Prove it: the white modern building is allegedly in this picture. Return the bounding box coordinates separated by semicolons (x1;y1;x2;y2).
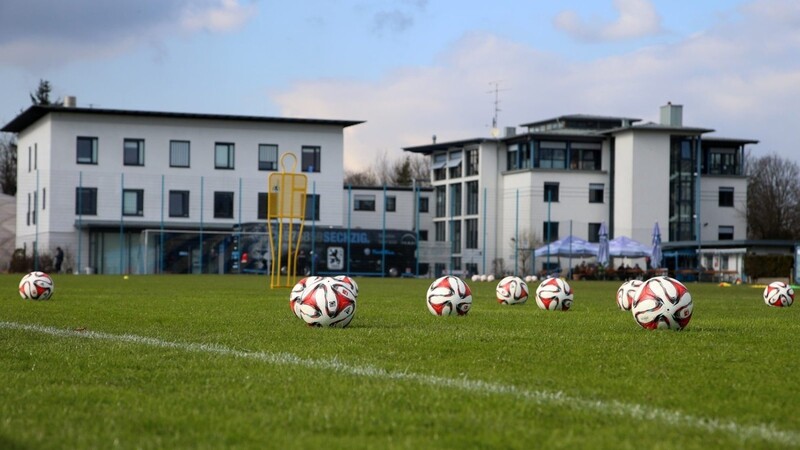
404;104;757;281
3;100;433;275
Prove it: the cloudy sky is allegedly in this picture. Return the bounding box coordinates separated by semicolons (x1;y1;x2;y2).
1;0;798;170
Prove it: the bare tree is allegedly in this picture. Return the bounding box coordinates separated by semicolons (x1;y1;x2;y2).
0;134;16;195
746;153;800;240
30;79;58;105
345;151;431;188
343;168;378;187
509;229;541;276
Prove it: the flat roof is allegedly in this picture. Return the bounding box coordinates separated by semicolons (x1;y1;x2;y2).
2;105;364;133
520;114;642;128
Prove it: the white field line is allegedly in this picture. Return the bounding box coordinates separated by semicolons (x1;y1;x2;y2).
2;320;798;447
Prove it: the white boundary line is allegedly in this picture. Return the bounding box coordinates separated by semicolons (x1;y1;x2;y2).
2;320;798;447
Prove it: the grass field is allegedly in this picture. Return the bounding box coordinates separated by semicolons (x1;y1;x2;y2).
1;274;799;449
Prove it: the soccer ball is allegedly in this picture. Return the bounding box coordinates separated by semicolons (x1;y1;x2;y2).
534;277;573;311
486;274;495;282
763;281;794;307
290;276;325;319
471;274;480;282
616;279;643;311
496;276;529;305
333;275;359;297
296;277;357;327
426;276;472;316
19;271;54;300
631;276;693;330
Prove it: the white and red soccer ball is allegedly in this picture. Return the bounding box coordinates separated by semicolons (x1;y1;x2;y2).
293;276;357;327
333;275;359;297
496;276;529;305
616;279;643;311
19;271;54;300
290;276;325;319
534;277;573;311
631;276;693;330
426;275;472;316
762;281;794;307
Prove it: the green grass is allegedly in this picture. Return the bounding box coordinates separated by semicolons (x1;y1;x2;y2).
1;274;799;449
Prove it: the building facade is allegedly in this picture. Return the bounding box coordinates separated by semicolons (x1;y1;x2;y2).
3;101;433;275
404;104;756;279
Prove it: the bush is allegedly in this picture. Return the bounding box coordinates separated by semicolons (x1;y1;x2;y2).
9;248;54;273
743;254;794;279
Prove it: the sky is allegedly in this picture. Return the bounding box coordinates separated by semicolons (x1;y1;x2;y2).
1;0;799;171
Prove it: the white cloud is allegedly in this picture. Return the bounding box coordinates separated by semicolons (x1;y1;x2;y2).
554;0;663;42
181;0;257;33
272;0;800;170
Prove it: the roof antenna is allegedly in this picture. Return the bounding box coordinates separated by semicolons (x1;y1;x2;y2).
487;80;509;138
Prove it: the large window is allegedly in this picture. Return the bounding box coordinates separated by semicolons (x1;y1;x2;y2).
465;218;478;249
435;222;446;241
433;153;447;180
450;183;462;216
544;182;559;202
539;142;566;169
466;148;479;176
707;148;739;175
214;191;234;218
466;181;479;215
305;194;320;220
435;186;446;218
719;187;734;207
123;139;145;166
448;151;462;178
259;144;278;171
76;137;98;164
718;225;734;240
258;192;269;219
301;146;321;172
543;221;559;242
215;143;235;169
589;183;604;203
75;187;97;215
506;144;519;171
169;190;190;217
170;141;190;167
354;194;376;211
122;189;144;216
450;220;461;253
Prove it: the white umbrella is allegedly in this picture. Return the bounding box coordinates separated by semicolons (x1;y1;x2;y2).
651;222;663;269
597;223;610;266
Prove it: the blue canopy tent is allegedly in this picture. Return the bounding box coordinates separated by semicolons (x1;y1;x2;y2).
534;236;598;277
608;236;652;258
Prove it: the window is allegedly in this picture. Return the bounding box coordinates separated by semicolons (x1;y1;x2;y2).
122;189;144;216
354;194;376;211
544;182;559;202
34;143;37;170
419;230;429;241
170;141;190;167
385;196;396;212
708;148;739;175
259;144;278;171
418;197;429;213
215;143;235;169
451;220;461;253
123;139;144;166
719;187;734;207
258;192;269;220
75;187;98;215
42;188;46;210
305;194;320;221
77;137;98;164
450;183;462;216
31;192;37;225
26;193;30;226
169;190;190;217
435;186;446;217
588;223;601;243
448;151;463;178
589;183;604;203
466;181;479;215
301;146;321;172
27;146;31;172
435;222;446;241
718;225;734;240
543;221;559;242
466;148;479;176
214;191;234;218
466;218;478;249
539;142;566;169
507;144;520;170
432;153;447;180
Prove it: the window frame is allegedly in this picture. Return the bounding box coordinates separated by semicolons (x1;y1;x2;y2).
544;182;560;202
122;189;144;216
215;142;235;170
718;225;734;240
589;183;604;203
76;136;98;165
305;194;320;221
301;146;321;172
214;191;235;218
169;190;190;218
385;196;396;212
258;192;269;220
718;187;734;207
123;138;145;166
170;141;191;168
258;144;279;171
354;194;376;211
75;187;98;215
